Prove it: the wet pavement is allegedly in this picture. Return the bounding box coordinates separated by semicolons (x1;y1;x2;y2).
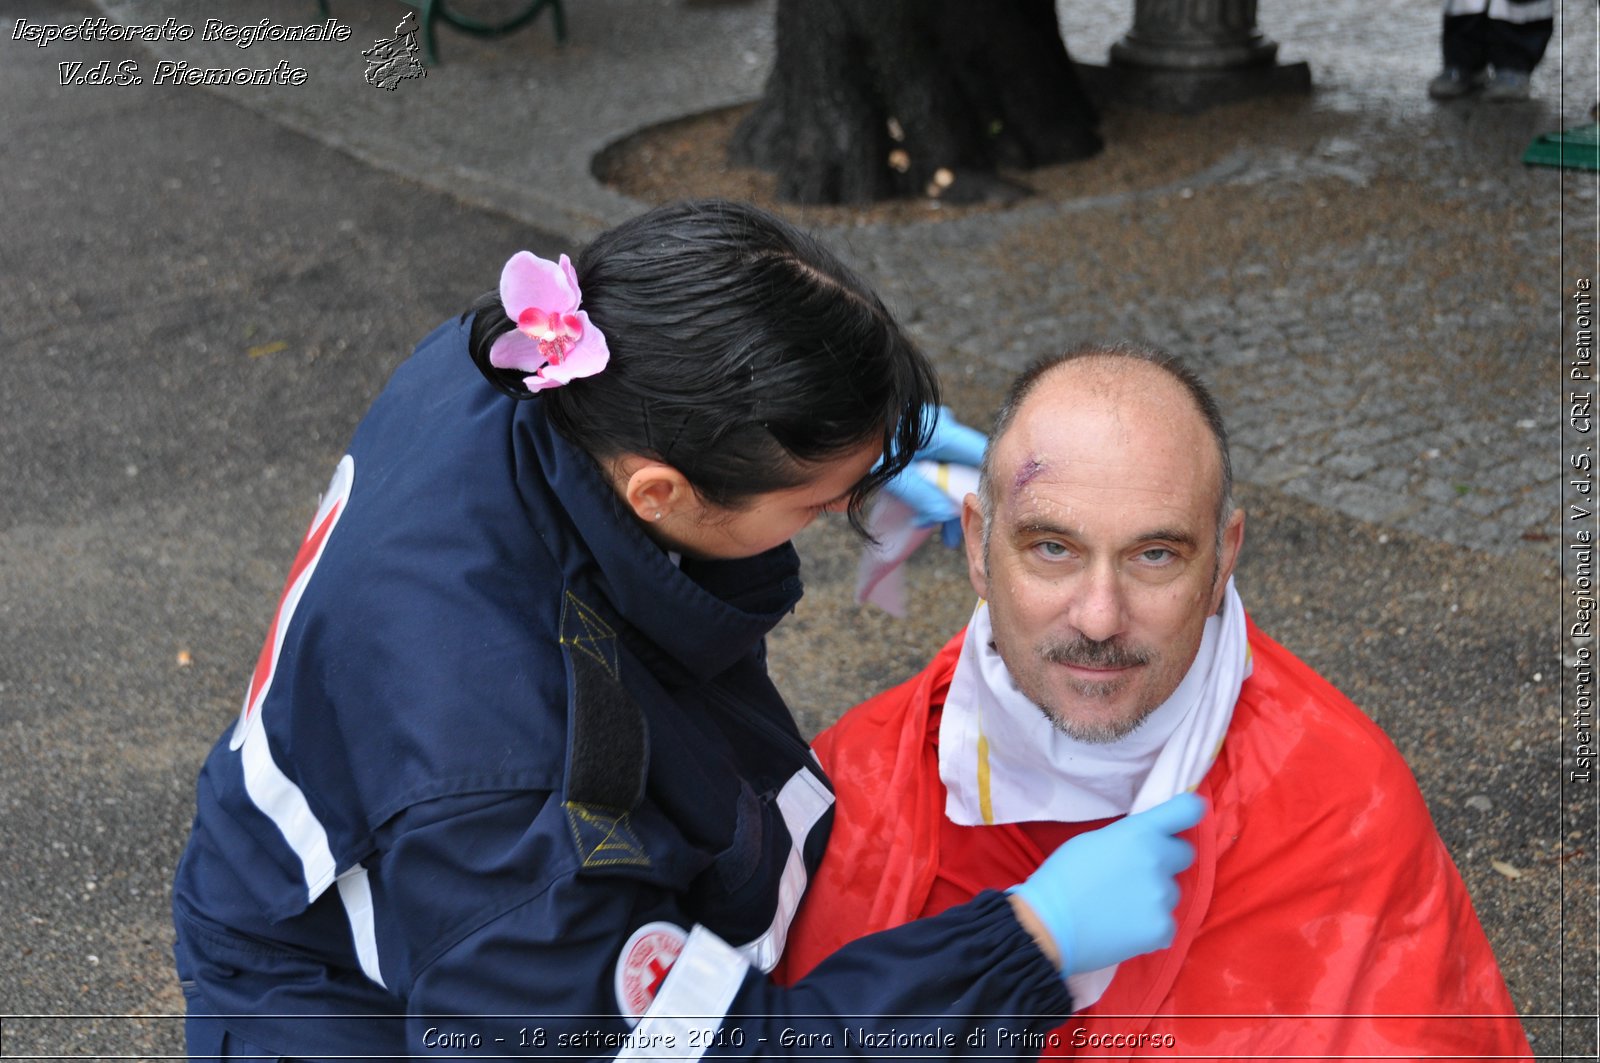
84;0;1599;553
2;0;1596;1057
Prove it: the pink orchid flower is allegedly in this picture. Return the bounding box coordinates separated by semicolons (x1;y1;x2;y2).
488;251;610;392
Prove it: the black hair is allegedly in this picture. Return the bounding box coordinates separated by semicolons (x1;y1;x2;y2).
468;200;939;536
979;343;1234;542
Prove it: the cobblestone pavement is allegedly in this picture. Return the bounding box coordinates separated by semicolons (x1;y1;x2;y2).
857;0;1595;557
92;0;1597;557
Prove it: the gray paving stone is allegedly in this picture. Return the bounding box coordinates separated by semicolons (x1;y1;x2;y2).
1360;466;1416;493
1453;488;1515;518
1325;451;1382;479
1305;479;1425;524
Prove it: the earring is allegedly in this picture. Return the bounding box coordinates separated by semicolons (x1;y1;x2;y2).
653;511;663;521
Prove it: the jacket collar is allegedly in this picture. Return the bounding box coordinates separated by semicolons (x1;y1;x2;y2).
514;399;803;683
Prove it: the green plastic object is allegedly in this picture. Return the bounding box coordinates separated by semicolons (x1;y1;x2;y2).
1523;123;1600;171
318;0;566;66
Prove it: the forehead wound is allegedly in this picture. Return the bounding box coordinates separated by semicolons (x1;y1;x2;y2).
1012;456;1048;496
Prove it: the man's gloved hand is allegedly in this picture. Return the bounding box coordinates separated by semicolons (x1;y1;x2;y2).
1009;792;1205;977
880;406;988;546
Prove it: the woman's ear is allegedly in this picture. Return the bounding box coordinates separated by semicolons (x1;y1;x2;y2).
615;456;696;524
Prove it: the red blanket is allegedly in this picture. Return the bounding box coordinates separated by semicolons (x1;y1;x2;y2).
783;620;1532;1060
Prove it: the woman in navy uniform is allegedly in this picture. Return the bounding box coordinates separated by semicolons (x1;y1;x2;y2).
173;199;1200;1061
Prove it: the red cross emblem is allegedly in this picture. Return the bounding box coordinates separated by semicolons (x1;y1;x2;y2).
614;921;687;1024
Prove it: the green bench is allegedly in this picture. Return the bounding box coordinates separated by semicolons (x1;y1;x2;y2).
324;0;567;66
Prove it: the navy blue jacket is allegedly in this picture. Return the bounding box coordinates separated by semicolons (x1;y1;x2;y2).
173;317;1071;1059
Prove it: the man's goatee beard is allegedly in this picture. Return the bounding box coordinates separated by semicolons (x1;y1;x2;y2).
1036;635;1154;744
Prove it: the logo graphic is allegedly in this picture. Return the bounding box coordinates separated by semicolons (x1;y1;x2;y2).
566;803;649;868
363;12;425;91
614;921;687;1025
560;590;619;677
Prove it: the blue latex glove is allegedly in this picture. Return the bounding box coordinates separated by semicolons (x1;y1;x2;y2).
1009;792;1205;977
880;406;988;545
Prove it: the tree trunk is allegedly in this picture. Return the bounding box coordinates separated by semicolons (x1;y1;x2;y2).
730;0;1101;206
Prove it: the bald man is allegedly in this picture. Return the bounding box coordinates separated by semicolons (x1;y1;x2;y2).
781;347;1532;1059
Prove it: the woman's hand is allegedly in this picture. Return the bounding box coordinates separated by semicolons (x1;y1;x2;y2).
1008;793;1206;977
881;406;988;544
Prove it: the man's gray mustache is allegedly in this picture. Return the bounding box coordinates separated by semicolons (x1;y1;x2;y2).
1041;638;1151;670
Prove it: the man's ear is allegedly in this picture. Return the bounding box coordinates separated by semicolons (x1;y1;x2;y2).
961;493;989;600
617;456;696;524
1210;507;1246;613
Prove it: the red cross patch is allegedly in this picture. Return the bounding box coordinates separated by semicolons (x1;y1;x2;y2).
614;921;688;1025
